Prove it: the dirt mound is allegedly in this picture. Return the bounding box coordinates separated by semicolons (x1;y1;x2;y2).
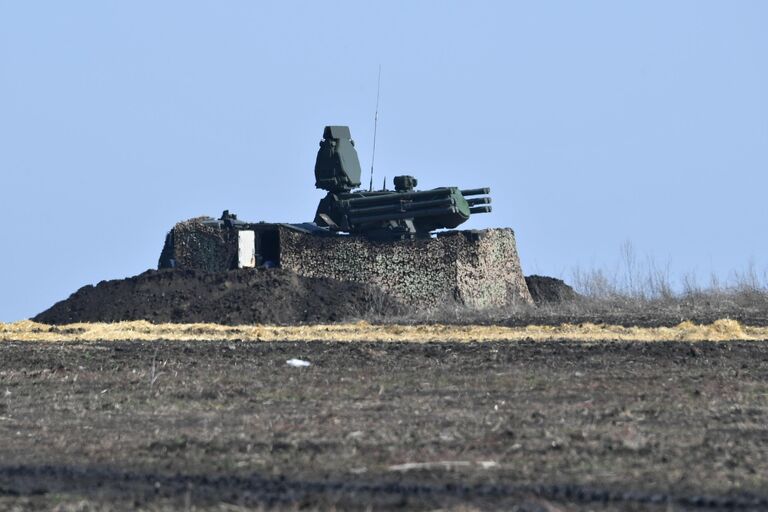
33;269;402;325
525;275;579;305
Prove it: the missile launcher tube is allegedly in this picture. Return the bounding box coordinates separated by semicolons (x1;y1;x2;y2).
342;188;455;207
349;206;464;226
348;197;456;217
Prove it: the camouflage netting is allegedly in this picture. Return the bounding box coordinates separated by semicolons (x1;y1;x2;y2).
159;218;237;272
160;220;532;308
279;227;532;308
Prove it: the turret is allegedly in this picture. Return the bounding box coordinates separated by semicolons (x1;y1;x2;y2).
313;126;491;240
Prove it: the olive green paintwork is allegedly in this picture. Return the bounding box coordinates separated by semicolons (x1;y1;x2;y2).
314;125;362;193
313;125;491;240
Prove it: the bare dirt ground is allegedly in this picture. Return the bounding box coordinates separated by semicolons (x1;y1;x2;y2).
32;269;402;326
31;268;768;329
2;338;768;510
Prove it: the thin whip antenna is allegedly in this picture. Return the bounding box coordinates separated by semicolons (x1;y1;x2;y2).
369;65;381;192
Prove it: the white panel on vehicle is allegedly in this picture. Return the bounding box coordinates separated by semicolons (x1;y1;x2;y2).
238;230;256;268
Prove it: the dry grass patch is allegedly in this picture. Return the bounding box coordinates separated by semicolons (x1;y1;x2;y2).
1;318;766;343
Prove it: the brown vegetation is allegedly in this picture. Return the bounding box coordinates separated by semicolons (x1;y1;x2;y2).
2;318;767;343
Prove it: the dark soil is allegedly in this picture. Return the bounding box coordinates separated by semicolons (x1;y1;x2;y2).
33;268;402;325
525;274;579;304
2;338;768;510
33;268;768;329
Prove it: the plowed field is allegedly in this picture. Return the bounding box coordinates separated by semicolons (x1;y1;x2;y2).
2;336;768;510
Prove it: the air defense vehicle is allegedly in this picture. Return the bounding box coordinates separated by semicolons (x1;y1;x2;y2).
313;125;491;240
157;124;532;307
160;124;494;270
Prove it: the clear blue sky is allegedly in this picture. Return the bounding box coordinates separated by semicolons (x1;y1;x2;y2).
1;1;766;321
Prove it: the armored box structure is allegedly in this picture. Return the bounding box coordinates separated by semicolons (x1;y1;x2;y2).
159;217;532;308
